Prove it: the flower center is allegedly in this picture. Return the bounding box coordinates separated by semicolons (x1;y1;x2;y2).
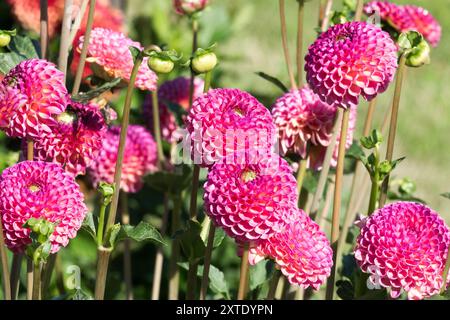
28;184;40;192
335;33;350;41
233;106;245;117
56;111;77;124
241;170;257;183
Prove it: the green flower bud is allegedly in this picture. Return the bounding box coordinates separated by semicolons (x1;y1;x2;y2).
0;33;11;47
398;31;431;68
192;52;217;74
148;56;175;74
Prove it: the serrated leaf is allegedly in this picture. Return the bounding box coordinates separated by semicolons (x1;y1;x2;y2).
118;221;165;245
81;212;97;242
255;72;289;93
249;260;274;291
145;165;192;194
207;264;230;299
72;78;122;103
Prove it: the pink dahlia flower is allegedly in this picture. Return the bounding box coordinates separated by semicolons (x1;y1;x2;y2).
79;28;157;91
25;100;107;176
88;125;158;193
0;161;87;253
173;0;208;15
143;77;204;142
354;201;450;300
305;21;398;109
0;59;68;139
7;0;64;37
249;208;333;290
203;152;298;242
186;88;276;167
364;1;441;47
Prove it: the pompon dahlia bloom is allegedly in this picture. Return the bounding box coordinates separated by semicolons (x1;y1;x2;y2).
364;1;441;47
143;77;204;142
249;208;333;290
88;125;158;193
79;28;157;91
354;202;450;300
305;21;398;109
0;59;68;138
186;88;276;167
173;0;209;15
203;152;298;242
7;0;64;37
25;101;107;176
0;161;87;253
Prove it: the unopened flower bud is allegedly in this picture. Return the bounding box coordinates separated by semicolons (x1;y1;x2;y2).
0;33;11;47
192;52;217;74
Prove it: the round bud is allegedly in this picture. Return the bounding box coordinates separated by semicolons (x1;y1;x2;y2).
406;39;430;67
148;57;175;74
0;33;11;47
192;52;217;74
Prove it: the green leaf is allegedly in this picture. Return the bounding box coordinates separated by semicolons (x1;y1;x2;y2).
129;46;141;64
162;99;188;126
441;193;450;200
346;140;365;160
104;223;121;248
0;52;25;74
336;280;354;300
249;260;274;291
255;72;289;93
0;29;17;36
207;264;230;299
81;212;97;242
174;220;206;262
118;221;165;245
71;78;122;103
213;227;226;248
302;170;318;194
145;165;192;195
9;35;38;59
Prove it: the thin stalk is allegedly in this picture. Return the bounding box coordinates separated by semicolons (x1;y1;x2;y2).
325;108;350;300
237;243;250;300
168;194;182;300
96;202;107;246
120;192;133;300
267;270;281;300
320;0;334;32
68;0;89;44
94;54;144;300
72;0;96;95
40;0;48;59
58;0;73;77
188;18;199;108
296;0;304;87
41;254;56;298
151;193;169;300
379;54;407;207
318;0;326;30
441;249;450;294
308;110;342;217
32;262;42;300
354;0;364;22
200;222;216;300
0;221;11;300
203;71;212;92
318;178;335;230
296;157;308;204
151;87;165;166
367;147;380;215
10;253;22;300
186;261;198;299
279;0;297;89
26;259;33;300
27;140;34;161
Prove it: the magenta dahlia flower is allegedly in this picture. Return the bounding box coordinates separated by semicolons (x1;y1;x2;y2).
249;208;333;290
186;88;276;167
305;21;398;109
354;201;450;300
79;28;157;91
0;161;87;253
143;77;204;142
203;152;297;242
364;1;441;47
0;59;68;139
25;101;107;176
173;0;208;15
88;125;158;193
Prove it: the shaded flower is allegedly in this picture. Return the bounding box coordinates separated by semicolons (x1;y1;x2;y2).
143;77;204;142
249;208;333;290
364;1;441;47
79;28;157;91
186;88;276;167
0;161;87;253
25;100;107;176
203;152;298;242
88;125;158;193
0;59;68;138
173;0;208;16
354;201;450;300
305;21;398;109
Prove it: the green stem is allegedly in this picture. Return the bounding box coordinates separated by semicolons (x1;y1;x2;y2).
354;0;364;22
168;194;182;300
441;248;450;294
203;71;212;92
41;253;56;298
296;157;308;205
71;0;96;95
189;18;199;108
94;247;111;300
58;0;74;77
296;0;304;87
120;192;133;300
237;242;250;300
200;221;215;300
325;107;350;300
0;221;11;300
32;262;42;300
151;86;165;167
279;0;297;90
320;0;333;32
267;270;281;300
379;54;407;207
40;0;48;59
367;147;380;215
94;54;144;300
97;202;107;246
9;253;22;300
26;259;33;300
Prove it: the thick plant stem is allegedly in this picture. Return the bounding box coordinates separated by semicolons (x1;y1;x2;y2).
318;0;326;31
151;87;165;167
325;108;350;300
72;0;96;95
379;54;407;207
40;0;48;59
320;0;333;32
120;192;133;300
186;261;198;299
94;54;144;300
367;147;380;215
58;0;73;77
10;253;22;300
296;157;308;203
168;194;181;300
318;178;335;230
94;247;111;300
279;0;297;89
151;193;169;300
354;0;364;22
41;254;56;298
188;18;199;108
0;222;11;300
27;140;34;161
32;262;42;300
26;259;33;300
237;243;250;300
68;0;89;44
97;202;107;246
189;166;200;221
267;270;281;300
308;110;342;217
200;222;216;300
296;0;304;87
441;249;450;294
